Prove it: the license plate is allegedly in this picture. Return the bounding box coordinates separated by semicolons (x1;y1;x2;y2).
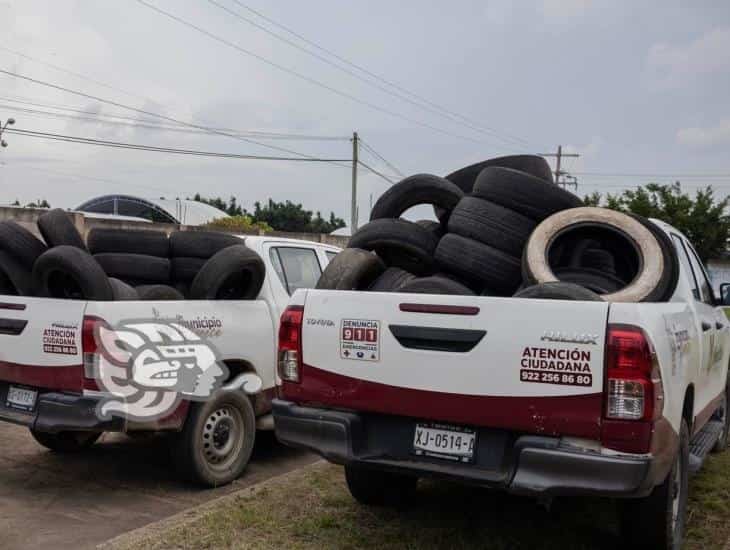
413;423;476;463
6;385;37;411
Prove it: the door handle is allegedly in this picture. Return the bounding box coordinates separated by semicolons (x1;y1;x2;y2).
701;321;712;332
717;321;725;330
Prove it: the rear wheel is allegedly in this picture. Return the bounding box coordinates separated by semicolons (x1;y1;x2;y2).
344;464;417;506
619;419;689;550
30;430;101;452
173;391;255;487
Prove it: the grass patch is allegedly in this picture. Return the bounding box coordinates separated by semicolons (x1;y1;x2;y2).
109;452;730;550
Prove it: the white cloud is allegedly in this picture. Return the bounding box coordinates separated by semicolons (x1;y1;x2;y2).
676;119;730;149
540;0;591;22
647;26;730;89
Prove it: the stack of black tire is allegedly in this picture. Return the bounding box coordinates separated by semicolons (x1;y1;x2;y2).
0;208;265;302
318;154;680;303
319;155;580;296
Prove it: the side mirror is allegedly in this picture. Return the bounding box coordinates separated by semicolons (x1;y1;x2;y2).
720;283;730;306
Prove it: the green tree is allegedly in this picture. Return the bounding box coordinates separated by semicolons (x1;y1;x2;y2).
192;195;346;233
246;199;346;233
205;215;271;234
583;182;730;262
192;194;243;216
26;199;51;208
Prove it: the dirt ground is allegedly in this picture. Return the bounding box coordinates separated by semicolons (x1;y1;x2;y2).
0;424;317;550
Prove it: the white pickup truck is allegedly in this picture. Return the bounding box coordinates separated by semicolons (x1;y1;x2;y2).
0;235;340;486
273;220;730;549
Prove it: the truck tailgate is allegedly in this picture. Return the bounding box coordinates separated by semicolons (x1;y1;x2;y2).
0;296;87;391
287;290;610;439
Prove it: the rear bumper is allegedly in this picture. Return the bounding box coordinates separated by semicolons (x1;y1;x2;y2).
273;399;661;498
0;387;125;433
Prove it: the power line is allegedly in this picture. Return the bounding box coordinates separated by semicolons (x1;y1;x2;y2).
228;0;534;148
5;127;351;162
0;47;350;142
0;67;351;167
5;163;177;196
134;0;485;145
579;182;730;188
208;0;529;148
0;44;151;105
358;137;405;178
574;171;730;178
357;159;396;184
0;98;349;140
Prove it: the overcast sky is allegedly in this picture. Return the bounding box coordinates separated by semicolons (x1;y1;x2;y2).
0;0;728;226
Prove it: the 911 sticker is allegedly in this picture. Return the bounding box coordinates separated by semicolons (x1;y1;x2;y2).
340;319;379;361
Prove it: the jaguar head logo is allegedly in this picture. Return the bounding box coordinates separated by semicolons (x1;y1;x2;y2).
93;321;229;422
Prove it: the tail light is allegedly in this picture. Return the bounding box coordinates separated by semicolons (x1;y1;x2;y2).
278;305;304;383
82;316;107;391
602;324;663;453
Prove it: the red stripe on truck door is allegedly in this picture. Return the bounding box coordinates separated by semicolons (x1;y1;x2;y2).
282;364;603;440
0;361;82;392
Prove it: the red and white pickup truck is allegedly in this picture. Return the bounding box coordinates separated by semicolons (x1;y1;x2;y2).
0;236;340;486
273;220;730;549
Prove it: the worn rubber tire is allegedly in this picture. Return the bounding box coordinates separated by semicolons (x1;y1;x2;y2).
473;167;582;221
565;238;601;267
579;248;616;274
415;219;445;239
109;277;139;300
136;284;184;301
523;207;667;302
400;275;475;295
0;250;32;295
170;231;242;259
348;219;439;275
627;214;680;302
438;155;554;221
367;267;416;292
174;281;190;298
344;464;417;506
30;430;101;452
553;267;627;295
0;221;47;269
514;282;603;301
435;233;521;294
33;246;113;300
316;248;386;291
173;391;255;487
94;253;170;284
171;257;207;282
445;155;554;194
190;245;265;300
37;208;87;250
370;174;464;222
619;419;689;549
447;196;536;257
87;227;169;257
0;273;17;295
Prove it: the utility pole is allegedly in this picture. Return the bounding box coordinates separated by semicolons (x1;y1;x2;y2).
0;118;15;148
351;131;359;233
538;145;580;189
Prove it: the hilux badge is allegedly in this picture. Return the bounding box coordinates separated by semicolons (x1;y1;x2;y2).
541;331;598;345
